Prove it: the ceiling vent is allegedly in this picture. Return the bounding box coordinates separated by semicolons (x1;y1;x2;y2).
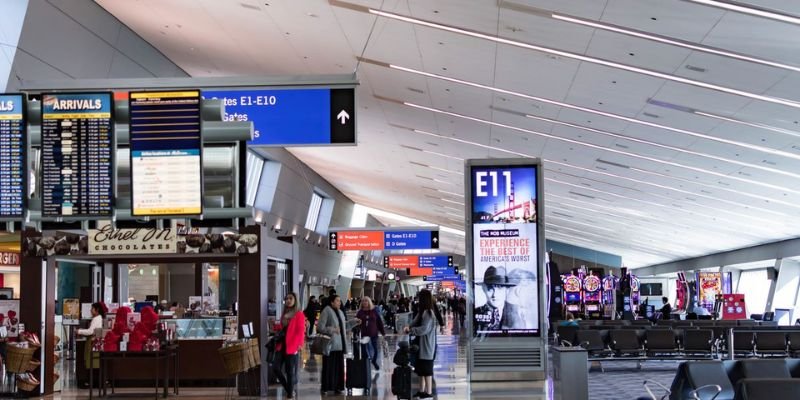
409;161;428;167
762;159;777;166
642;112;660;119
426;141;439;147
685;64;706;73
615;143;630;149
596;159;631;169
552;212;573;218
416;175;434;180
407;87;425;94
400;144;424;151
568;191;596;199
240;2;261;10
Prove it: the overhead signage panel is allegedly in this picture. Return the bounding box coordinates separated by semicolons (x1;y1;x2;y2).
329;228;439;251
384;255;418;269
419;255;452;268
384;230;439;250
41;92;113;217
423;274;462;282
129;90;203;216
407;267;433;277
203;88;355;146
0;94;26;219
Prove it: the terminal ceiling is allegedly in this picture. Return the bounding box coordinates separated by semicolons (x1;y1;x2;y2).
96;0;800;267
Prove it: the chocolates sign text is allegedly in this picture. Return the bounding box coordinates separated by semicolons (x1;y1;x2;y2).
89;226;177;255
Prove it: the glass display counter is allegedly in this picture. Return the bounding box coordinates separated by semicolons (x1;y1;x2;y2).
164;318;223;340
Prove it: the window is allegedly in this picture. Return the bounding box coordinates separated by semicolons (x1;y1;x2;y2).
305;192;324;231
737;269;770;316
245;151;264;206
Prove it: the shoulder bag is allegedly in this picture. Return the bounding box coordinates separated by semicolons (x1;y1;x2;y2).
310;333;332;356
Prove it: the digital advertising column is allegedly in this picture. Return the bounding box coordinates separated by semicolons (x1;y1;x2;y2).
0;94;26;219
466;158;546;381
41;93;113;217
129;90;203;216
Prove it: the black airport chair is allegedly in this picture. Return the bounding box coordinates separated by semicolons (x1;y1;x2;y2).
733;331;755;357
555;325;578;346
753;332;787;357
683;329;714;357
576;329;612;358
609;329;644;357
734;378;800;400
737;320;757;327
632;319;653;327
645;329;679;357
735;359;791;382
668;361;735;400
787;332;800;357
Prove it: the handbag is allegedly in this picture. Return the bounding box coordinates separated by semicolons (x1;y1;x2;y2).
310;334;332;356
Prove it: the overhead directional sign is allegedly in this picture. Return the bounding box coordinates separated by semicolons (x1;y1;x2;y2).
407;267;433;277
203;88;355;146
384;255;452;269
424;274;462;282
329;228;439;251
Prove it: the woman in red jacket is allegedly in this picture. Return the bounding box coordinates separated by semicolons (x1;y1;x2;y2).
273;292;305;400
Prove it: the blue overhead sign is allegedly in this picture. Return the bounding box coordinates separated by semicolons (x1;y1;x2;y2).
203;88;355;146
423;274;462;282
384;230;440;250
419;255;452;268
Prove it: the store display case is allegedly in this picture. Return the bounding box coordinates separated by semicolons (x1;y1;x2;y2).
164;318;224;340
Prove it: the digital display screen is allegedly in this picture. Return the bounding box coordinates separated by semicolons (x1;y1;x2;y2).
565;292;581;302
471;165;540;337
41;93;113;217
203;88;355;146
129;90;202;216
0;94;26;219
586;305;599;312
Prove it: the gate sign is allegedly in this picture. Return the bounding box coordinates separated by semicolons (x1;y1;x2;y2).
384;255;452;269
203;88;355;146
329;228;439;251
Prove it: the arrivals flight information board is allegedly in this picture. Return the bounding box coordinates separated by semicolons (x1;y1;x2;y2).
41;93;113;217
0;94;26;219
129;90;202;216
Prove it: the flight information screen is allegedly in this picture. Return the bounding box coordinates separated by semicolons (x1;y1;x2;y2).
41;93;113;217
129;90;202;216
0;94;26;219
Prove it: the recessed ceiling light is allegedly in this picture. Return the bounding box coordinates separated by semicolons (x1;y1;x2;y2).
550;13;800;73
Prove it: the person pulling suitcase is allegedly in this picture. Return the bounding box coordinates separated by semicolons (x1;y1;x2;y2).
346;327;372;395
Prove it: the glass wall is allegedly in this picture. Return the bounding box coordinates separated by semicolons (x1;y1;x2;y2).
737;269;769;316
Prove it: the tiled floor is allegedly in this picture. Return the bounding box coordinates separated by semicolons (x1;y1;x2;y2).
34;314;676;399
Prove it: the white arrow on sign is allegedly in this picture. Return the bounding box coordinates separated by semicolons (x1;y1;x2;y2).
433;237;438;243
337;110;350;124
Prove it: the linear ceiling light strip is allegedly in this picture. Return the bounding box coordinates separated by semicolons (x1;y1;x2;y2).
551;13;800;73
402;101;800;196
386;62;800;163
685;0;800;25
365;8;800;112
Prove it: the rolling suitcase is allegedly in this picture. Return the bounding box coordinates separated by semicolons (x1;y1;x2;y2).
346;331;371;395
391;365;413;400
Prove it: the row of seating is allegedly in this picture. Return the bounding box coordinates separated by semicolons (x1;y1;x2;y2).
556;325;800;359
576;319;776;328
665;359;800;400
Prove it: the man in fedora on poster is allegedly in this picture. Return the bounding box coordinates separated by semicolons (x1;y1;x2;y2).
474;266;518;332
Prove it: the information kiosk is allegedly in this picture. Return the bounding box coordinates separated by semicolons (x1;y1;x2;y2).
466;158;546;382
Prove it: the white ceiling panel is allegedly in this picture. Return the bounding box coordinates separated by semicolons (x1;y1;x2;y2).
97;0;800;268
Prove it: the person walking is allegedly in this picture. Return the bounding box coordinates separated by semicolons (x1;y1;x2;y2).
404;289;437;399
304;295;321;336
273;292;305;400
317;295;360;395
356;296;385;371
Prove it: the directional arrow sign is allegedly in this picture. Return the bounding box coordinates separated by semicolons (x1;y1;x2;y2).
203;87;356;146
337;110;350;124
329;228;439;251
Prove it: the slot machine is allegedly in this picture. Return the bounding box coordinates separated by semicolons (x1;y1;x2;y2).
602;275;617;318
583;274;602;319
562;275;582;315
675;272;689;312
630;275;641;311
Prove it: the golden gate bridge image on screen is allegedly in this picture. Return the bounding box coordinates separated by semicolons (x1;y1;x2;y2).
483;181;537;223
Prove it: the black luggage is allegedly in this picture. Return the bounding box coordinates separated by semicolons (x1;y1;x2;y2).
391;366;413;399
346;331;371;393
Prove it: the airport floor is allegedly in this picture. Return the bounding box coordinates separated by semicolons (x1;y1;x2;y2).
40;315;677;400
